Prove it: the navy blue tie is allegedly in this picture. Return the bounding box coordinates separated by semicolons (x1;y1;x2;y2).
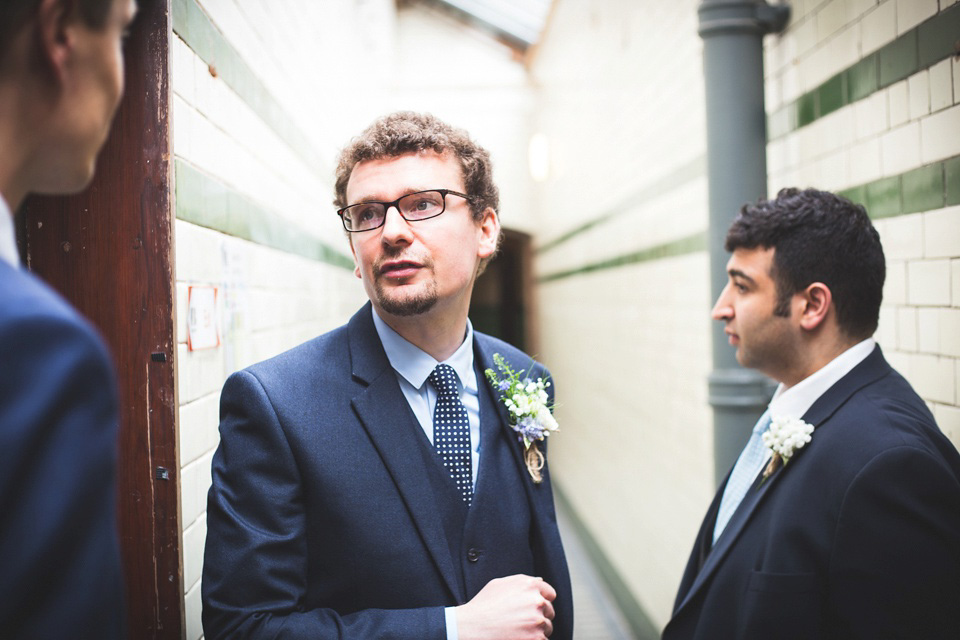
429;364;473;506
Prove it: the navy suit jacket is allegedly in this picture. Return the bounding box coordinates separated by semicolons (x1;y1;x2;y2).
202;303;573;639
664;346;960;639
0;261;123;639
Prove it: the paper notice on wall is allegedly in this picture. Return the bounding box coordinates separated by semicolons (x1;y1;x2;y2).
187;285;220;351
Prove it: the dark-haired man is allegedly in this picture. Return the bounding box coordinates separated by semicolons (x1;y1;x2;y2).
0;0;137;637
664;188;960;639
203;112;572;640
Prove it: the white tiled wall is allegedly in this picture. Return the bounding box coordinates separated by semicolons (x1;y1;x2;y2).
172;2;548;636
539;256;713;625
171;2;386;636
767;0;960;441
531;0;960;630
168;0;959;636
530;0;712;628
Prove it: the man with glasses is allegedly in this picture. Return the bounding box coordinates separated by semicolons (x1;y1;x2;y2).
203;111;572;640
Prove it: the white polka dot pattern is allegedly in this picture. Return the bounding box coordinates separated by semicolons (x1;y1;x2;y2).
429;364;473;506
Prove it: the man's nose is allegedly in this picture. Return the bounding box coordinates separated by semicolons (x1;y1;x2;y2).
711;284;733;320
380;205;413;244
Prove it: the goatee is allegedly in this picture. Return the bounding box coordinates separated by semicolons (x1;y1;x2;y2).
374;280;438;316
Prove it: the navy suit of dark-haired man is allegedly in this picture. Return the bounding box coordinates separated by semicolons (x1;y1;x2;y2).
202;112;572;640
664;188;960;639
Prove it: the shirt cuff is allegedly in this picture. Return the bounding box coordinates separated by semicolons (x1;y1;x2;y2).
444;606;459;640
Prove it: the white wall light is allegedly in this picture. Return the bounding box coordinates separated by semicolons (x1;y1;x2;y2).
528;132;550;182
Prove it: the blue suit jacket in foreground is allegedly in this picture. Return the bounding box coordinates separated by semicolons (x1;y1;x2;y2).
664;345;960;639
0;261;123;639
202;303;573;639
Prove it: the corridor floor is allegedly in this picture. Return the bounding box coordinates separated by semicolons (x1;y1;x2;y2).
555;502;643;640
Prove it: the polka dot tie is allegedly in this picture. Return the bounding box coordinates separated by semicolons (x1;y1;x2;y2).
429;364;473;506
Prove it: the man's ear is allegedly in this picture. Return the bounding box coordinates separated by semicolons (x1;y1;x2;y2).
476;207;500;259
797;282;832;331
347;236;361;279
35;0;74;83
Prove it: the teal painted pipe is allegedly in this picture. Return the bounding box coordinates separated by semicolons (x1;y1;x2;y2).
699;0;789;486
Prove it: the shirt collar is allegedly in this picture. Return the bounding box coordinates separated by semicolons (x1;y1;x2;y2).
371;306;477;392
768;338;876;419
0;194;19;267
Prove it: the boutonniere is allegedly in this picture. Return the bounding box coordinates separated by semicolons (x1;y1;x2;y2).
761;416;815;482
484;353;559;484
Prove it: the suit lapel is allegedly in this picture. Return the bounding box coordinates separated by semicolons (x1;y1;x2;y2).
675;461;785;613
470;359;500;503
473;339;550;515
347;304;462;602
674;345;893;616
474;342;527;480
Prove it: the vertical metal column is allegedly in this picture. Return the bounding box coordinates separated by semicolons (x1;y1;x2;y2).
699;0;789;486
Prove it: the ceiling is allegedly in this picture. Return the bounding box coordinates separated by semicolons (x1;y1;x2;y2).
414;0;553;50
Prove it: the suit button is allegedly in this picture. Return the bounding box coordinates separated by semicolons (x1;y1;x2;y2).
466;548;481;563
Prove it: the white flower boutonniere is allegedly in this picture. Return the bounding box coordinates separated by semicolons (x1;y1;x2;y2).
484;353;558;484
761;416;815;482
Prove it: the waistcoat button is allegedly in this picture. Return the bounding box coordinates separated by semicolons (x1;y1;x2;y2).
466;548;481;563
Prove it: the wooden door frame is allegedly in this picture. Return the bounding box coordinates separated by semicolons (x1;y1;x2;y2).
19;0;182;636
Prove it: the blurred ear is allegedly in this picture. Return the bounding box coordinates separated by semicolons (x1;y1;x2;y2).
797;282;832;332
35;0;75;83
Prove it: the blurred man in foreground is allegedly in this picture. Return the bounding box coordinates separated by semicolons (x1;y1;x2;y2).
0;0;137;637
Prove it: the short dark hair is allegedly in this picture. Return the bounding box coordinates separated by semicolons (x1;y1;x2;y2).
725;187;885;340
0;0;115;62
334;111;499;222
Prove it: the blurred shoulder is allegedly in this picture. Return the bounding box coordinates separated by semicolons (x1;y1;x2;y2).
0;262;111;365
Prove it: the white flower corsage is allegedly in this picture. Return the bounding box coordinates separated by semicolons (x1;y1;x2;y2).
761;415;814;482
484;353;558;483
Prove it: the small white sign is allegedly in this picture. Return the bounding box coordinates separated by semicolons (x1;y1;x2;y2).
187;285;220;351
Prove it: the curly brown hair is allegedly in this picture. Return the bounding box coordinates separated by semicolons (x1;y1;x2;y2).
333;111;500;223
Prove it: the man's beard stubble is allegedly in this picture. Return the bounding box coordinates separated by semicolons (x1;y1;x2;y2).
372;248;439;317
375;279;439;316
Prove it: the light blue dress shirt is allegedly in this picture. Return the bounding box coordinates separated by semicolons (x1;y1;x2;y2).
370;307;482;640
370;307;481;484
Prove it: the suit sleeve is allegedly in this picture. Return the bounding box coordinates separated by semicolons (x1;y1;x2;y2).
0;311;123;638
201;370;447;640
829;444;960;638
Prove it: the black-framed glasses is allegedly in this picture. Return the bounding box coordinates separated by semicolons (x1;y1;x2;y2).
338;189;470;232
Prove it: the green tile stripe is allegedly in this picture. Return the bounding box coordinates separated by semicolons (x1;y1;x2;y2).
172;0;328;175
175;158;354;270
537;154;706;255
837;154;960;220
539;231;706;284
538;153;960;284
768;4;959;140
553;485;660;640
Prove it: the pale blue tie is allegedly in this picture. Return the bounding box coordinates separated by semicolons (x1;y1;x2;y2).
712;412;772;545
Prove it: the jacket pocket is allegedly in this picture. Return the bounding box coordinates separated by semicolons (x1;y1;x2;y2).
741;571;823;639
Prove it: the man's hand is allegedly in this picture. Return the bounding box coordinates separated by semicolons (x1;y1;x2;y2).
456;574;557;640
